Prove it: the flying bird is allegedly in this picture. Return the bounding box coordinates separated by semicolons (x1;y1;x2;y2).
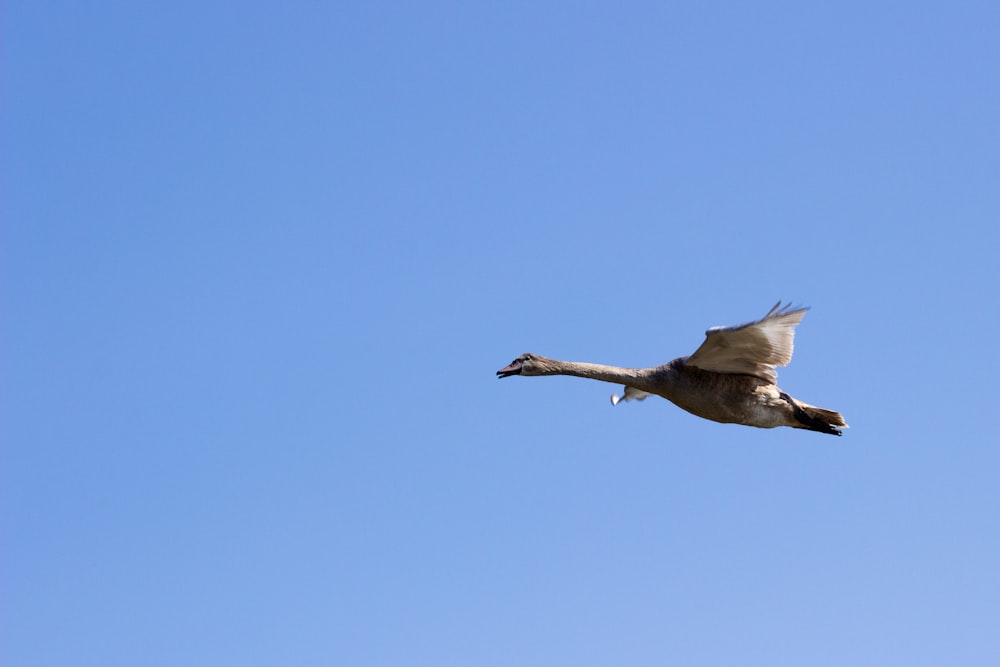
497;302;847;435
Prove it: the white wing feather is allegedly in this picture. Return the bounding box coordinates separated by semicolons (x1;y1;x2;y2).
611;386;652;405
684;302;808;383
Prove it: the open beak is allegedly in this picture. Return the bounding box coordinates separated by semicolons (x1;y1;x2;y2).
496;360;522;378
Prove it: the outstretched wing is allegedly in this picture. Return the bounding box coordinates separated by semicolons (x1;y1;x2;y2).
684;302;808;383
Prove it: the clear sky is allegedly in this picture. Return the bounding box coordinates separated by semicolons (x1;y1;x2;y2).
5;2;1000;665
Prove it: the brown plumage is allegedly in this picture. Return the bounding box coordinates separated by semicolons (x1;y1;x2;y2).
497;302;847;435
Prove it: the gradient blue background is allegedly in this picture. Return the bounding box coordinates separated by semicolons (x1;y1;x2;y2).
6;2;1000;665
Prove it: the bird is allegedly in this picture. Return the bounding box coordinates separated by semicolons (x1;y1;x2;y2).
496;302;847;435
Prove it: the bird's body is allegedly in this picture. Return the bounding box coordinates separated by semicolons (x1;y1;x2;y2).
497;302;847;436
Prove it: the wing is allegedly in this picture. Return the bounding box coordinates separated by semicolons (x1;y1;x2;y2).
684;302;808;383
610;385;652;406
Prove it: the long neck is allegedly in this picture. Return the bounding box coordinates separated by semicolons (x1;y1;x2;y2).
538;359;647;386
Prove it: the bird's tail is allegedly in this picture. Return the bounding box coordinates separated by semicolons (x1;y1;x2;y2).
781;393;848;436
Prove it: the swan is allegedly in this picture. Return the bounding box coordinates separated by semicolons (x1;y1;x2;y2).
497;302;847;435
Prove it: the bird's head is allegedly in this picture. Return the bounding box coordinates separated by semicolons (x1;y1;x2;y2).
496;353;553;378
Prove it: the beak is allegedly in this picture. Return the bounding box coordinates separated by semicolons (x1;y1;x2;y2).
496;360;522;378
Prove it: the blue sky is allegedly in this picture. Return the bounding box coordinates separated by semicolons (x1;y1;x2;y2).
5;2;1000;665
